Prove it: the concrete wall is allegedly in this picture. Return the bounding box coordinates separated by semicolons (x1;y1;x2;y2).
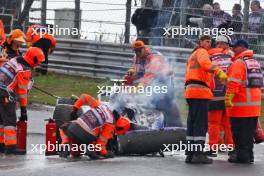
141;0;163;8
54;8;81;39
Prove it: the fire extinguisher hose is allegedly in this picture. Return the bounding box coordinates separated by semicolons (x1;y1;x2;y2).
33;85;60;99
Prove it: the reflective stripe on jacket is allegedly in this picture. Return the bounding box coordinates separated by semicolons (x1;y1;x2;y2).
185;47;220;99
140;51;172;86
0;57;31;107
131;48;172;86
74;94;100;109
208;48;232;110
226;50;262;117
73;94;115;155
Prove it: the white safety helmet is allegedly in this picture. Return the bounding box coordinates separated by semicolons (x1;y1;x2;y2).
216;35;231;44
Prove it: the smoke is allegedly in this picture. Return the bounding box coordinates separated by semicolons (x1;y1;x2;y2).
108;50;183;128
108;85;166;128
162;50;186;91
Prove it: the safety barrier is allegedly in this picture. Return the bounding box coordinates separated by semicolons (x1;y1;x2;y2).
49;38;264;79
48;39;190;80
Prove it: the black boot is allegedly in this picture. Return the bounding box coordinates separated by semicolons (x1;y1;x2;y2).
86;151;101;159
5;145;26;155
185;155;193;163
249;151;254;163
191;153;213;164
59;150;70;158
228;150;235;156
0;143;4;153
205;150;217;157
103;151;115;158
228;151;250;163
185;149;194;164
228;152;238;163
58;144;70;158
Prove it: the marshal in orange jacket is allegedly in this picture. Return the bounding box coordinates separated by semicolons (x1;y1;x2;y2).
1;58;31;107
226;50;262;117
185;47;221;99
73;94;115;156
26;24;56;50
132;48;173;86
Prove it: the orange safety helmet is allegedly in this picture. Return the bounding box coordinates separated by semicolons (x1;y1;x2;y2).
7;29;26;45
23;47;45;68
26;24;57;51
132;40;145;49
115;116;131;135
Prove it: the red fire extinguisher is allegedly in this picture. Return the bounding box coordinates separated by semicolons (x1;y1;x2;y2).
45;119;57;155
16;120;27;154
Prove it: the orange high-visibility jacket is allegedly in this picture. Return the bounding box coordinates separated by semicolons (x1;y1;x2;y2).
26;25;56;49
131;48;157;77
74;94;115;155
141;55;172;86
226;50;262;117
185;47;220;99
134;48;172;86
0;20;6;45
0;57;31;107
208;48;232;102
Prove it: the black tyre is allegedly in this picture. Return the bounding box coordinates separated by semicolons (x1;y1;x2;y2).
53;104;73;128
117;127;186;155
53;104;73;143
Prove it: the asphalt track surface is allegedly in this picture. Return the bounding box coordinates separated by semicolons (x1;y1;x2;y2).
0;106;263;176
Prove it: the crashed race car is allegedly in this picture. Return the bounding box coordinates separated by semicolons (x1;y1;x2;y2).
52;86;186;156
